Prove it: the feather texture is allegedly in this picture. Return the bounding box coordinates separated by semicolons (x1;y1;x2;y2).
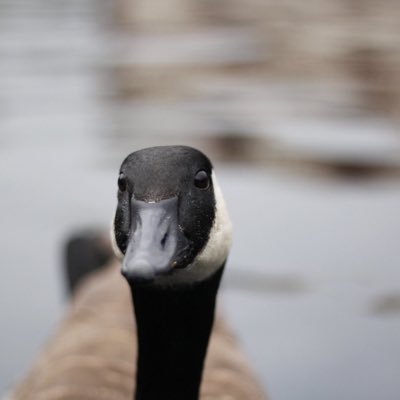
10;261;266;400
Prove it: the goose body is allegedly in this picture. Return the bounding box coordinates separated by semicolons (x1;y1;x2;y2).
9;146;266;400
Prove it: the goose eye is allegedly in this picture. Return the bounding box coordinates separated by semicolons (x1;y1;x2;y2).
194;170;210;190
118;173;127;192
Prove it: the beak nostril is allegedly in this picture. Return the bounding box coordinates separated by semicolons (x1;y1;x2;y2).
161;231;168;248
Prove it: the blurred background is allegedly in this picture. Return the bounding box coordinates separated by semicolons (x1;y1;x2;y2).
1;0;400;399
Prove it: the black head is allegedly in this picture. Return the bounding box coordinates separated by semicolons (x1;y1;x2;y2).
111;146;232;285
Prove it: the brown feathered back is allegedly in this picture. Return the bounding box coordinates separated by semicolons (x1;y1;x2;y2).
10;261;266;400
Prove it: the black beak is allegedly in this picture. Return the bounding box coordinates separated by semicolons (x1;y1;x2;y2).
121;197;188;283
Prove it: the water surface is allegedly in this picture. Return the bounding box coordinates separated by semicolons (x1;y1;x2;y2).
1;2;400;399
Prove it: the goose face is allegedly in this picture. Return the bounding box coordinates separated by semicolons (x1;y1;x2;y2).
111;146;232;285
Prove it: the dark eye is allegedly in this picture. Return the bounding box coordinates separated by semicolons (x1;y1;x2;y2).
118;173;127;192
194;170;210;190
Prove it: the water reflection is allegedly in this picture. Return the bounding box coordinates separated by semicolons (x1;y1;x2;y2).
1;1;400;399
370;292;400;316
224;270;309;295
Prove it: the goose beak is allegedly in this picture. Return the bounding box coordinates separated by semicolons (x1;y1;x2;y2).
121;197;187;283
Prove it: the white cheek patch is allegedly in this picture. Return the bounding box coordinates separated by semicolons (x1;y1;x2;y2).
186;170;233;280
110;170;233;284
110;217;124;259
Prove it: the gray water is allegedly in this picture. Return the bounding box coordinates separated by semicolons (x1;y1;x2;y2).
1;2;400;399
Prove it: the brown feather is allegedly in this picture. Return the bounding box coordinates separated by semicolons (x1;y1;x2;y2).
10;261;266;400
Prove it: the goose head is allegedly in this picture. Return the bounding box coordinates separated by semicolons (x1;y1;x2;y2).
111;145;232;286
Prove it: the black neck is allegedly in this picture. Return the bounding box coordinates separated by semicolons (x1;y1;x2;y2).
129;265;225;400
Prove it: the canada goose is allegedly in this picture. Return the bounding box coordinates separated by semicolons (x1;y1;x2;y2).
9;146;266;400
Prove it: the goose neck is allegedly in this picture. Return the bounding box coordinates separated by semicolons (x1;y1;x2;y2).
129;265;224;400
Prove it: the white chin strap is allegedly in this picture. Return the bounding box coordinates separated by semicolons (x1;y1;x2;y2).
110;170;233;283
110;217;124;260
187;171;232;280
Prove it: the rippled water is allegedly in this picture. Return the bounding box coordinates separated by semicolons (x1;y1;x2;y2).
1;2;400;399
